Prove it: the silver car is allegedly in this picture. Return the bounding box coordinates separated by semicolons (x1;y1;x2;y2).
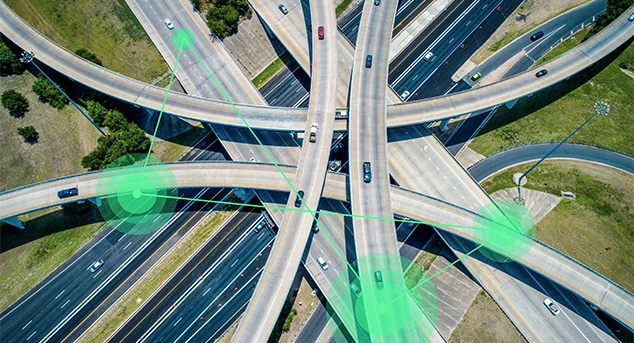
90;259;104;273
164;18;174;30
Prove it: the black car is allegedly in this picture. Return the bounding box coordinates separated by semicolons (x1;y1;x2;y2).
530;31;544;41
374;271;384;289
294;190;305;207
57;187;78;199
535;69;548;77
363;162;372;183
374;0;380;5
365;55;373;68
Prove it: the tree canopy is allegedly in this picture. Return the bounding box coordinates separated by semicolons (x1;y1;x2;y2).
0;39;25;75
32;75;69;109
1;90;29;115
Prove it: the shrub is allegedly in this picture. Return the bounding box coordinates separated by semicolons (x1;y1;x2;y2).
17;126;38;142
103;109;128;132
83;99;109;126
75;48;103;66
1;90;29;115
81;123;150;170
32;75;69;109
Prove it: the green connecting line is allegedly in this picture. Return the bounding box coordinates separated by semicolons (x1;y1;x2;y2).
142;44;184;172
187;48;354;279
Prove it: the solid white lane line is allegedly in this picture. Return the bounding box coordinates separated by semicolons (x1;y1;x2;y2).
54;290;65;300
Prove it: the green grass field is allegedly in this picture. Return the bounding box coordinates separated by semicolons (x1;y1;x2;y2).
4;0;168;83
251;51;291;89
482;161;634;292
470;42;634;156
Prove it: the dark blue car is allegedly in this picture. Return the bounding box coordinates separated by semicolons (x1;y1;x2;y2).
57;187;78;199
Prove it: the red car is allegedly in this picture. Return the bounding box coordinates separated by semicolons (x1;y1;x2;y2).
318;26;324;40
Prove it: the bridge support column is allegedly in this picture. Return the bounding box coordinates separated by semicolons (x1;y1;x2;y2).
439;119;450;132
89;197;102;207
145;108;158;116
505;98;519;109
2;216;25;229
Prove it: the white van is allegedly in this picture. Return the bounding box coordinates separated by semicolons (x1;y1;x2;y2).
423;51;434;62
317;257;329;270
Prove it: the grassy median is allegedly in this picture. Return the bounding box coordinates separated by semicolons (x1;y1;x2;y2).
470;42;634;156
535;25;593;66
482;161;634;292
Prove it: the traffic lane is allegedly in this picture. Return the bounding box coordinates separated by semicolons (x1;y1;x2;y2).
296;305;329;343
264;65;311;108
393;0;436;37
387;0;472;83
393;0;509;96
156;234;273;343
341;9;362;45
4;187;219;343
213;126;300;166
193;138;233;161
109;206;262;342
476;0;607;77
468;143;634;182
42;188;230;343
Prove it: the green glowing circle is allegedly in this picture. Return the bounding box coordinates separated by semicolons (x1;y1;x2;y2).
96;154;178;235
473;199;536;263
326;253;438;343
171;27;195;50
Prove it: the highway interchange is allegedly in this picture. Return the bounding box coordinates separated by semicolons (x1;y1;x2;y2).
1;0;634;342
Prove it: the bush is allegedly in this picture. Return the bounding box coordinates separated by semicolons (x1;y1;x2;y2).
17;126;38;142
83;99;109;126
81;123;150;170
103;109;128;132
0;39;25;75
1;90;29;115
75;48;103;66
205;0;250;39
32;75;69;109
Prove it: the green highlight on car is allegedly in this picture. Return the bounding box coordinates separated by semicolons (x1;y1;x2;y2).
326;253;438;343
96;154;177;235
171;27;195;51
473;199;536;263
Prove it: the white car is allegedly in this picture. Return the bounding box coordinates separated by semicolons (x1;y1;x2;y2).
543;298;560;315
90;259;104;273
317;257;329;270
401;90;410;100
164;18;174;30
628;13;634;22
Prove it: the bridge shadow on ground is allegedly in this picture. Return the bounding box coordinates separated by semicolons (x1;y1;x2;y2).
472;37;633;140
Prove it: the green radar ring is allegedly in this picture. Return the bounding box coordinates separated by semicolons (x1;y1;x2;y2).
473;199;536;263
172;27;195;50
96;154;177;235
326;253;439;343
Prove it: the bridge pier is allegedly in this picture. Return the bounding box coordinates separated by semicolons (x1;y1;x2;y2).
439;119;450;132
88;197;102;207
505;98;519;109
2;216;25;229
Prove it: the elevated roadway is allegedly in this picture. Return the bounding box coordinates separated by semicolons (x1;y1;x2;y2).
1;1;632;130
230;0;339;339
2;162;634;331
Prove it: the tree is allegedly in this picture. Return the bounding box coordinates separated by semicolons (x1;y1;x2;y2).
32;75;69;109
1;90;29;115
191;0;201;10
81;123;150;170
83;99;109;126
0;39;24;75
75;48;102;66
17;126;38;142
103;109;128;132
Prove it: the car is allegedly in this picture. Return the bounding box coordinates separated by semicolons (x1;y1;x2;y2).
254;222;265;233
543;298;560;315
318;257;329;270
374;271;384;289
471;72;482;81
350;282;362;297
278;4;288;14
530;31;544;41
374;0;381;5
629;13;634;22
535;69;548;77
312;223;319;234
318;26;324;40
423;51;434;62
57;187;79;199
363;162;372;183
400;90;410;100
164;18;174;30
90;259;104;273
365;54;373;68
294;190;305;207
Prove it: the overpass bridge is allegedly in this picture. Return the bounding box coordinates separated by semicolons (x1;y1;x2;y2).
1;162;633;331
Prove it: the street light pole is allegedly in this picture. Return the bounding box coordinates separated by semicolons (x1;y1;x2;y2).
515;101;609;203
19;51;106;136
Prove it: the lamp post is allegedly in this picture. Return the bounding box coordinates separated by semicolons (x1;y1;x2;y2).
19;51;106;136
515;101;609;203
